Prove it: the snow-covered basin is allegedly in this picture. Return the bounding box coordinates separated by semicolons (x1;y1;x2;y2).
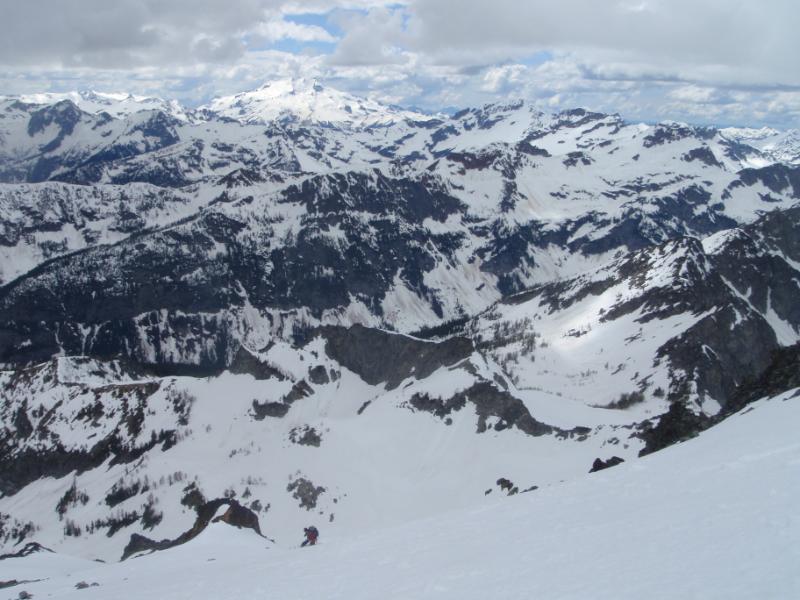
3;390;799;600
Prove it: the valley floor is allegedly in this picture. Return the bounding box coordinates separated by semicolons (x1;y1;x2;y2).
2;390;799;600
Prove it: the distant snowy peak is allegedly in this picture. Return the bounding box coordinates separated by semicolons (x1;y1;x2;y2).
452;99;547;131
440;100;632;154
721;126;800;165
721;126;781;141
200;78;432;127
7;90;190;121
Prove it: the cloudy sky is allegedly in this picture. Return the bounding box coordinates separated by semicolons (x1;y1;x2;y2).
2;0;798;127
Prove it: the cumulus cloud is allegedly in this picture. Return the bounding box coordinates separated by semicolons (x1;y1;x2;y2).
669;86;721;104
0;0;362;68
481;65;527;93
252;19;337;43
405;0;800;87
326;7;411;66
1;0;798;127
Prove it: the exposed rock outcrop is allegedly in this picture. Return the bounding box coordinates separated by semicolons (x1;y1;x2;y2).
121;498;263;561
589;456;625;472
320;324;473;389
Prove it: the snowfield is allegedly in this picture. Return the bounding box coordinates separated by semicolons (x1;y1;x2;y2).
2;389;798;600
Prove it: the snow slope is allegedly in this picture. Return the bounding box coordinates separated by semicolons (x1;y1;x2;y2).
2;389;798;600
0;340;638;562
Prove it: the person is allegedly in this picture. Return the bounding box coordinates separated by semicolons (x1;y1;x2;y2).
301;525;319;547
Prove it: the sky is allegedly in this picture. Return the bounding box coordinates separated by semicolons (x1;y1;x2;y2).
1;0;799;128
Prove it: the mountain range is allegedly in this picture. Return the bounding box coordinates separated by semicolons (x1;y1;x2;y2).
0;78;798;570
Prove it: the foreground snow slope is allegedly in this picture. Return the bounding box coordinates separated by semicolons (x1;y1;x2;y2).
3;389;798;600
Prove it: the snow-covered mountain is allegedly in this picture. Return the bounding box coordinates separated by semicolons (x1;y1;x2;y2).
4;90;190;121
199;78;432;127
0;79;798;581
721;126;800;166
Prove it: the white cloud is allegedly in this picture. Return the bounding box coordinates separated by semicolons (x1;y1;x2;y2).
404;0;800;88
253;19;337;43
481;65;527;93
669;86;718;104
326;7;411;66
1;0;798;128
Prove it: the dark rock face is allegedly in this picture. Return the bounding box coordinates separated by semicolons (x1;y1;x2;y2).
408;379;581;438
657;306;779;405
121;498;262;560
638;402;711;457
662;209;800;404
495;478;518;496
720;138;762;164
251;378;313;420
25;102;85;178
467;382;555;436
643;123;713;148
289;426;322;447
214;501;262;534
284;380;313;403
712;214;800;327
0;542;53;560
252;400;289;420
320;324;473;389
308;365;330;385
563;151;594;168
734;164;800;198
682;147;721;167
409;392;466;418
636;341;800;457
228;347;286;381
287;477;325;510
27;101;82;138
724;343;800;415
267;172;466;317
476;222;540;295
589;456;625;473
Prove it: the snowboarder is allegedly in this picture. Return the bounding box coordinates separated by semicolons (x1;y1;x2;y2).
301;525;319;547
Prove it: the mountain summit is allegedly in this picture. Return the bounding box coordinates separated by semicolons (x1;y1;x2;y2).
199;78;431;126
